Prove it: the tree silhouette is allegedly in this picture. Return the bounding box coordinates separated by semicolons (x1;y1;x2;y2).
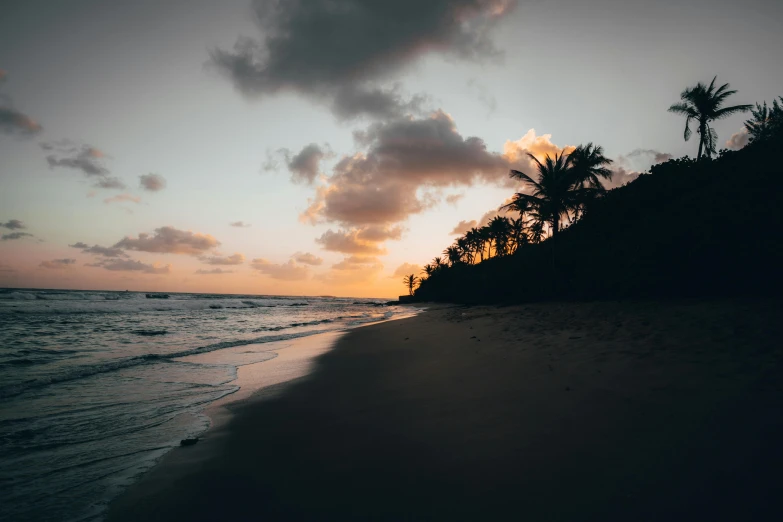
745;97;783;144
444;246;463;266
503;152;587;237
668;76;751;158
403;274;419;296
487;216;512;257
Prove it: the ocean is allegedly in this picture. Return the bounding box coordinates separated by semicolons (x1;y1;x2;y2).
0;288;410;521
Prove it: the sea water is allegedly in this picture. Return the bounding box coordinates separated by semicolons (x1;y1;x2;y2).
0;289;407;521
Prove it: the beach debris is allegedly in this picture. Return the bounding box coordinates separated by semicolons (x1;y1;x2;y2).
180;437;199;446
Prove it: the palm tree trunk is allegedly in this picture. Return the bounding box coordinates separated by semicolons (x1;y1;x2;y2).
698;122;705;158
551;218;559;236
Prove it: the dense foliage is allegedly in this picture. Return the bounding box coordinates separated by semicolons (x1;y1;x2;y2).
414;117;782;303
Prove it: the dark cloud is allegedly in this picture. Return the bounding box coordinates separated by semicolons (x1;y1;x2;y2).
250;258;309;281
303;111;508;227
331;84;429;120
139;173;166;192
450;219;478;235
114;226;220;255
199;253;245;266
195;268;234;275
0;106;43;136
42;141;126;189
275;143;331;184
39;258;76;269
210;0;514;118
626;148;673;164
86;258;170;274
292;252;323;266
44;144;109;176
315;229;388;255
69;242;127;258
0;219;25;230
1;232;34;241
229;221;251;228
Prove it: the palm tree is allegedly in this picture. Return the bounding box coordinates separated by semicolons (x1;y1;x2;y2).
403;274;418;296
422;264;435;277
432;257;444;270
487;216;512;257
444;246;462;266
502;152;585;237
569;143;613;192
466;228;484;262
456;236;472;264
509;216;528;253
745;97;783;144
668;76;751;159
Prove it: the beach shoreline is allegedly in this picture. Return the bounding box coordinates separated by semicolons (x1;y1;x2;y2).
107;298;783;521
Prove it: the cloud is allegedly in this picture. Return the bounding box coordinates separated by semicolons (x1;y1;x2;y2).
39;258;76;269
332;255;382;270
626;148;673;164
303;111;512;227
229;221;251;227
450;219;477;235
250;258;309;281
392;262;422;278
292;252;323;266
315;229;388;255
445;194;464;206
1;232;34;241
502;129;573;166
0;219;25;230
330;84;430;121
355;225;403;242
69;242;127;258
44;143;109;176
276;143;331;184
195;268;234;275
200;253;245;265
726;128;749;150
42;141;125;189
0;106;43;136
0;261;15;273
104;193;141;204
86;258;170;274
317;256;384;284
114;226;220;255
210;0;514;119
139;173;167;192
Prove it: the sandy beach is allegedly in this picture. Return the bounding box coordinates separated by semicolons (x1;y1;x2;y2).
108;299;783;521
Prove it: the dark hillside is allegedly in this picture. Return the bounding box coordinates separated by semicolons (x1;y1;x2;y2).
416;138;783;303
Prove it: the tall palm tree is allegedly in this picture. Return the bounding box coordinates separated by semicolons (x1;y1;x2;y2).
432;257;444;270
403;274;418;296
745;97;783;144
502;152;585;237
422;264;435;277
668;76;751;158
466;228;485;262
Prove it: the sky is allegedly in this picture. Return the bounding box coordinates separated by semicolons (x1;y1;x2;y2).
1;0;781;298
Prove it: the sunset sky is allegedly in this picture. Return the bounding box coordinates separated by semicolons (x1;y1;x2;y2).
2;0;781;297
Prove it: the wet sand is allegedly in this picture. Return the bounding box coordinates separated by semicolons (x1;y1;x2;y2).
108;299;783;521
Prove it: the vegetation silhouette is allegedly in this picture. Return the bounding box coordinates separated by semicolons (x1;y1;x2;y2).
668;76;751;158
414;83;782;304
402;274;418;296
